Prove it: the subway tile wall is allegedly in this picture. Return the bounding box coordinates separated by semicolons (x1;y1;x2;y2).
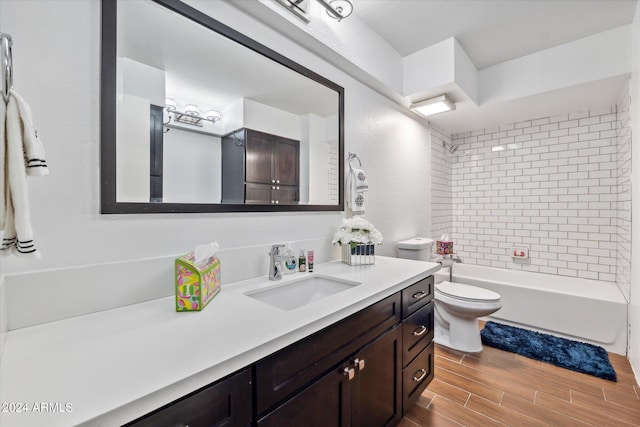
432;106;629;282
328;140;338;204
430;126;453;242
616;81;631;299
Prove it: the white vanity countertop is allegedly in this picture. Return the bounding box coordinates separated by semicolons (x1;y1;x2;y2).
0;256;440;427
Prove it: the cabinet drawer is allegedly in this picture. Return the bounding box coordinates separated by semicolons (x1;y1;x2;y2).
402;342;434;412
125;368;252;427
401;276;434;318
256;292;401;415
402;301;434;366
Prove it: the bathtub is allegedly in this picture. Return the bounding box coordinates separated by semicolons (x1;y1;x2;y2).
434;264;628;355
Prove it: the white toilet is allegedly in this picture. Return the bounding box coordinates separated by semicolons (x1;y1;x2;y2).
396;237;502;353
434;281;501;353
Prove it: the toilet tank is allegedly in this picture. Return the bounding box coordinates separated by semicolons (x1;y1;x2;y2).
397;237;433;261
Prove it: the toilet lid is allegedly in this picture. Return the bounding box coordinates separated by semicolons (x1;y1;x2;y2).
436;281;501;302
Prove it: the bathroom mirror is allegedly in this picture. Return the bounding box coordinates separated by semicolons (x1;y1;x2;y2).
101;0;344;213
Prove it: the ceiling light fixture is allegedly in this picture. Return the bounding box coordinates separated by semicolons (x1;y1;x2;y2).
164;97;221;128
316;0;353;20
410;95;456;118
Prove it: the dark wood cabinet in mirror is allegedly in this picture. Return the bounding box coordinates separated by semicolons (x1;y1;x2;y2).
101;0;344;213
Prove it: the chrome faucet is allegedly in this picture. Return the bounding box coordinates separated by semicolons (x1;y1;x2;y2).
269;244;288;280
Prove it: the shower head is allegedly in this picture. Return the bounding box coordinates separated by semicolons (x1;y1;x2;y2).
442;142;461;156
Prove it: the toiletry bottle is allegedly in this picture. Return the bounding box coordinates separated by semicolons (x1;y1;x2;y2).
298;250;307;272
307;250;314;272
282;242;297;274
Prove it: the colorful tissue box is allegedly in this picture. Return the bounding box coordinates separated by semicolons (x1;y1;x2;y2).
175;253;221;312
436;240;454;255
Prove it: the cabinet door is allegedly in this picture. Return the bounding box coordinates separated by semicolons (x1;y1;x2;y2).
221;130;246;204
257;365;351;427
272;185;298;205
351;326;402;427
401;276;434;318
245;130;274;184
402;301;434;366
403;342;434;414
125;368;252;427
273;138;299;186
245;183;272;204
149;105;164;202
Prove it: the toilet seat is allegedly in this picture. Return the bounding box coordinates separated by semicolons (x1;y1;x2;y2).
436;281;500;303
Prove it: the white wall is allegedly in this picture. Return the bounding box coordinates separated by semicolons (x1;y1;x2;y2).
163;128;221;204
0;0;431;275
116;94;151;202
629;1;640;382
616;81;632;300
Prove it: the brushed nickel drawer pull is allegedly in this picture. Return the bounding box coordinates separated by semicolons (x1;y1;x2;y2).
344;366;355;381
413;325;427;336
413;369;427;382
412;290;427;300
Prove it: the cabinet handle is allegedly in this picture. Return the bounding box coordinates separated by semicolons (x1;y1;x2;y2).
413;325;427;337
275;200;279;204
354;358;365;371
412;369;427;382
276;186;280;190
412;290;427;300
271;200;275;204
272;180;275;183
276;179;280;184
343;366;355;381
272;186;275;189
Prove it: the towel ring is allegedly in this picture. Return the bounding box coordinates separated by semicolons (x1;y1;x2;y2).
1;32;13;104
348;152;362;171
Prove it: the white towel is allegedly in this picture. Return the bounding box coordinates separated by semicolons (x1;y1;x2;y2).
12;90;48;176
1;90;48;259
346;170;365;215
350;167;368;192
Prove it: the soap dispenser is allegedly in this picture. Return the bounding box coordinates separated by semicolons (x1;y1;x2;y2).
282;242;297;274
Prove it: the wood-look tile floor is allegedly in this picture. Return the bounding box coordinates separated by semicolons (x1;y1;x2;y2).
401;341;640;426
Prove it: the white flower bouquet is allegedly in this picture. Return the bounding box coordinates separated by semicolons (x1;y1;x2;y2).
332;217;383;265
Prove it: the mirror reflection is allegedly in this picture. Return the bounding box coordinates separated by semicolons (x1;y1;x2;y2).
104;0;344;212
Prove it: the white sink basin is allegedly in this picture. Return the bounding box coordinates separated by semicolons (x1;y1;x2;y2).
245;274;361;310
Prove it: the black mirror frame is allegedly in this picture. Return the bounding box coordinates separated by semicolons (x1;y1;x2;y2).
100;0;344;214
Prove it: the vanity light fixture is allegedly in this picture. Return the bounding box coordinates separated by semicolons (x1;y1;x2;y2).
164;97;221;127
165;97;177;112
317;0;353;20
410;94;456;118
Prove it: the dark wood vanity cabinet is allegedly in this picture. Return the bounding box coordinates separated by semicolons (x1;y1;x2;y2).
125;275;434;427
124;368;252;427
400;276;435;413
256;293;403;427
222;128;299;205
258;327;402;427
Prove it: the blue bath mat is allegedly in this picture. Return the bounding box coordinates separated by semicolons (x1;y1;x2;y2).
481;321;616;381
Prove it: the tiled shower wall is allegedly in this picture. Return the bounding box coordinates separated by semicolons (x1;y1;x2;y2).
430;126;453;241
430;105;631;282
616;81;632;299
328;141;339;204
